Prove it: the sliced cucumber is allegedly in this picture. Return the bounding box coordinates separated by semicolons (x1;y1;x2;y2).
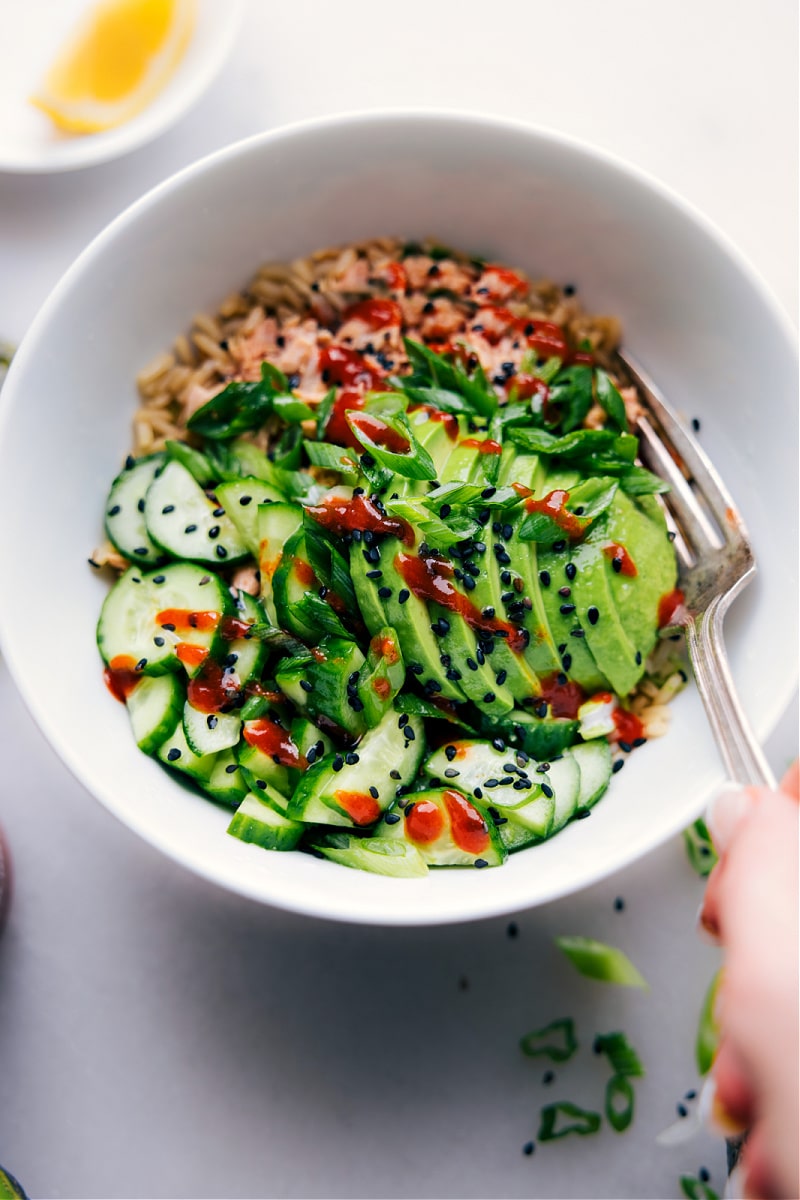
227;791;305;851
144;460;249;565
126;672;184;754
215;477;284;556
288;709;425;827
570;740;613;809
183;701;242;756
104;453;167;565
225;590;268;685
237;739;292;798
311;833;429;877
275;635;367;740
290;717;333;764
97;563;233;676
157;719;216;783
425;739;545;812
201;750;249;808
257;501;303;622
546;752;582;833
377;788;507;868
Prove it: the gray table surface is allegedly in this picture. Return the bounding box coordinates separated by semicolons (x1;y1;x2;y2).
0;2;796;1197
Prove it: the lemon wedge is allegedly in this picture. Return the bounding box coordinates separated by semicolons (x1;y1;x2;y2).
30;0;197;134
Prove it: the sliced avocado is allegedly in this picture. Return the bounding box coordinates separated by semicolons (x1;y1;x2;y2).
536;540;609;692
370;537;467;703
602;490;677;665
406;408;467;479
569;515;641;696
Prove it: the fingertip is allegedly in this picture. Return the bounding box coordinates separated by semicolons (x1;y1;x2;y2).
705;782;756;854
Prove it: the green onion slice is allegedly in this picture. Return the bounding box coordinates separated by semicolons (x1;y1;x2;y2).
555;936;648;989
604;1073;635;1132
520;1018;578;1062
695;968;722;1075
537;1102;601;1141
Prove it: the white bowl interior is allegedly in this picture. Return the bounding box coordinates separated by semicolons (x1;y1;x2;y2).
0;113;795;924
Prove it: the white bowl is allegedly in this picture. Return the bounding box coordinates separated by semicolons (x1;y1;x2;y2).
0;111;795;925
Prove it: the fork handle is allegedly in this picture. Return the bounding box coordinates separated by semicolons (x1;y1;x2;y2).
683;593;776;789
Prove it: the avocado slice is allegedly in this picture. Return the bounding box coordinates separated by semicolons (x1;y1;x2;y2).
602;490;677;665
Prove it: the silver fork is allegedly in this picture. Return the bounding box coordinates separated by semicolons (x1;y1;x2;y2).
615;350;775;790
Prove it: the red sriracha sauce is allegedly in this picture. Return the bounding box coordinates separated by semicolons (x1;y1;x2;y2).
319;344;385;391
372;676;391;700
459;437;503;455
538;672;587;719
307;493;415;546
371;632;400;665
523;490;587;540
405;798;445;845
348;412;411;454
186;656;239;712
612;707;645;745
242;718;307;769
476;265;528;302
604;542;637;577
324;390;367;449
334;790;382;826
407;404;459;441
176;643;210;671
395;552;527;653
341;297;402;329
156;608;220;633
104;654;141;702
658;587;686;628
442;789;491;856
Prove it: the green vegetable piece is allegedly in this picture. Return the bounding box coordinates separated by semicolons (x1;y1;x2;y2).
357;627;405;727
680;1175;719;1200
188;361;290;440
605;1074;635;1132
594;367;629;432
517;476;618;544
165;439;217;486
593;1031;645;1077
520;1018;578;1062
695;968;722;1075
346;409;437;480
537;1102;602;1141
555;936;649;989
303;440;359;476
684;817;718;877
403;337;497;418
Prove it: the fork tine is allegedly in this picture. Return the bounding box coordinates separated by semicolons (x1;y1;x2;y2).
637;415;724;554
618;352;751;544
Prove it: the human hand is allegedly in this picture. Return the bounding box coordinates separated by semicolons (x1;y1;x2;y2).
699;764;799;1200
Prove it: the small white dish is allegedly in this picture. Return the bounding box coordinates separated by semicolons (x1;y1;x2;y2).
0;111;795;924
0;0;246;174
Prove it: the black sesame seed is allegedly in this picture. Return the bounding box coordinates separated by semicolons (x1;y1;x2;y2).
500;570;512;585
409;662;424;675
300;680;313;693
466;657;478;671
365;569;382;580
565;562;577;580
133;547;149;556
481;486;497;499
677;1103;688;1118
612;759;624;773
331;756;344;772
208;525;220;539
507;921;519;938
199;576;210;585
153;636;165;647
635;650;642;665
483;692;496;704
345;752;360;765
369;786;379;799
107;504;121;517
570;628;585;638
378;586;392;599
384;812;401;825
612;557;623;573
522;1141;535;1156
161;622;176;632
559;603;576;614
691;417;701;432
541;783;554;799
552;540;567;553
482;606;495;619
502;523;514;540
404;727;416;740
535;701;548;718
184;524;197;534
620;740;632;753
543;1070;555;1084
558;586;571;598
167;748;181;761
561;653;572;671
125;455;135;470
473;787;483;799
614;896;625;912
398;714;409;728
135;658;147;671
587;606;599;625
539;570;551;587
474;858;488;869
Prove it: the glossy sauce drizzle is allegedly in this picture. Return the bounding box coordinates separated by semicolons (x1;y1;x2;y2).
460;437;503;455
658;587;686;628
242;717;306;769
395;552;527;652
442;789;490;856
538;672;586;719
603;542;637;577
348;412;411;454
514;486;587;540
103;655;141;702
334;790;382;826
308;493;415;546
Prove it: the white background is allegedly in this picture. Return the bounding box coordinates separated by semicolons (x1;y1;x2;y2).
0;1;796;1196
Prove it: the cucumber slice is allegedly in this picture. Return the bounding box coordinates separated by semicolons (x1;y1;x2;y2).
288;709;425;827
275;635;367;740
201;750;249;808
290;717;333;764
183;701;242;756
104;453;167;565
377;788;507;867
97;563;233;676
570;740;613;809
312;833;428;877
228;791;305;851
237;740;292;798
126;672;184;754
546;752;582;833
226;591;267;685
215;477;284;555
257;501;303;622
144;460;249;565
157;719;216;782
